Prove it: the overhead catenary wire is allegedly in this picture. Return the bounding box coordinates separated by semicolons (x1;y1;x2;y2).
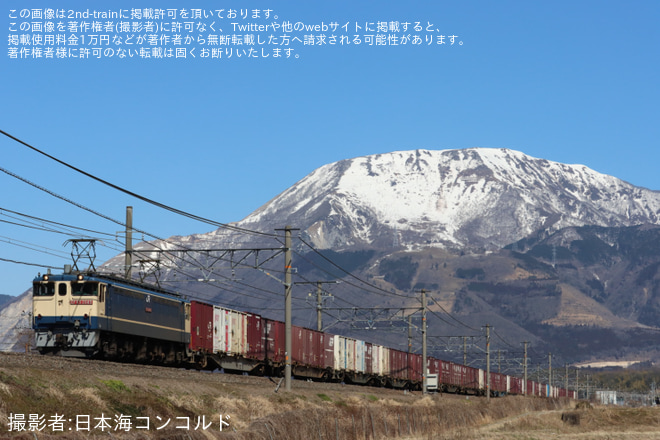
0;235;72;260
0;220;125;256
0;161;290;301
0;206;120;239
296;236;415;299
3;130;429;311
0;181;287;305
0;165;130;231
0;257;61;270
1;129;278;238
427;295;479;332
1;165;280;284
493;329;518;350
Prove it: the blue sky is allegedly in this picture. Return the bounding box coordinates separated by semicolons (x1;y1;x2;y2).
1;0;659;296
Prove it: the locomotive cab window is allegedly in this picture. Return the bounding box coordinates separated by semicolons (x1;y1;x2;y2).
58;283;67;296
33;282;55;297
71;282;98;296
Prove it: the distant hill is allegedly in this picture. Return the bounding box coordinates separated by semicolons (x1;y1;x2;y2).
0;294;14;308
0;291;32;352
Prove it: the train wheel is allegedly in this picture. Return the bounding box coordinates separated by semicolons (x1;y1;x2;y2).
196;354;208;370
251;364;266;376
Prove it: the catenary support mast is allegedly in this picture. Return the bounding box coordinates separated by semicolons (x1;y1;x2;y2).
284;226;293;391
125;206;133;279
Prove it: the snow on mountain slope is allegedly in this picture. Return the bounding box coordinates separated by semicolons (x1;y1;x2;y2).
236;148;660;250
0;292;32;352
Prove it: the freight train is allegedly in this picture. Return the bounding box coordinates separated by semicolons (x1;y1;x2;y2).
31;269;575;398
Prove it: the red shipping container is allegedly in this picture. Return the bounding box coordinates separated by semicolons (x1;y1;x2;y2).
301;327;313;366
510;376;523;395
321;332;334;370
490;372;506;393
311;329;325;369
427;357;441;377
465;365;479;389
460;365;468;387
389;349;407;380
443;361;457;387
451;362;463;387
365;343;373;375
291;325;304;365
265;318;285;363
190;301;214;353
299;326;317;367
408;353;422;381
246;313;263;360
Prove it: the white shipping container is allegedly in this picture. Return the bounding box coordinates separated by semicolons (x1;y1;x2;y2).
213;306;249;356
371;345;378;375
345;337;356;372
381;346;390;377
355;340;365;373
333;335;344;371
229;310;248;356
213;306;230;354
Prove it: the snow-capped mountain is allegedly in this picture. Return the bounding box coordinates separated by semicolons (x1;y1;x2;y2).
234;148;660;251
8;148;660;363
0;291;33;351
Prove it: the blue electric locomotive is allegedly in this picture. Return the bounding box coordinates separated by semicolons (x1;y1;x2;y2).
32;268;190;364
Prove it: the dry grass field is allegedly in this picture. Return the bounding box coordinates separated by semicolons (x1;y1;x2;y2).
1;353;660;439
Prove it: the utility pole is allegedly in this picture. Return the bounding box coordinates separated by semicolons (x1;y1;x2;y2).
485;324;491;401
586;375;590;401
422;289;427;394
565;364;569;396
497;349;501;373
125;206;133;279
296;281;337;331
315;282;324;331
463;336;468;366
407;314;413;354
284;226;293;391
523;341;528;396
548;352;552;393
576;369;580;399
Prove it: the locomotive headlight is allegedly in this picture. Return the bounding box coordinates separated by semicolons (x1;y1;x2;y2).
43;274;49;281
77;274;84;281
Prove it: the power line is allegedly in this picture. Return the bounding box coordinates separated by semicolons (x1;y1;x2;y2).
0;256;61;269
428;295;479;332
0;235;71;259
297;237;414;299
0;206;119;239
1;129;277;238
0;165;128;229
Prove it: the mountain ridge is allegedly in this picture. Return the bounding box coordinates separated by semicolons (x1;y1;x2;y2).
236;148;660;251
5;147;660;366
